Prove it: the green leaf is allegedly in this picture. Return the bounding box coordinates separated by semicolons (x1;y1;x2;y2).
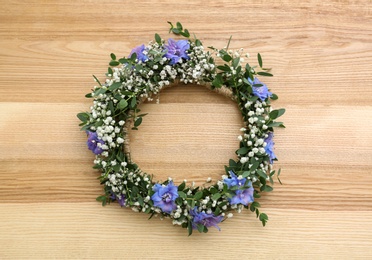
197;224;204;233
77;112;89;122
257;53;263;67
109;82;122;91
270;93;278;100
172;28;180;34
85;93;93;98
212;193;221;201
232;57;240;68
178;181;186;191
92;75;102;87
236;147;249;155
134;117;142;127
257;170;268;179
109;60;120;66
222;54;232;62
176;22;183;30
257;71;273;77
188;221;193;236
110;53;116;60
130;97;137;108
178;191;187;199
267;122;285;128
242;171;250;178
108;67;113;75
264;185;273;192
155;33;161;44
269;108;286;120
259;213;268;226
118;99;128;110
217;65;231;72
212;74;223;88
194;190;203;200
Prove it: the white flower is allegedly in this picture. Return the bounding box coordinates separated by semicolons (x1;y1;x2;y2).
117;137;124;144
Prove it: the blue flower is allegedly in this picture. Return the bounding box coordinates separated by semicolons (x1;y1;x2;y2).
224;171;254;206
151;181;179;214
190;207;223;231
164;38;190;65
223;170;246;188
129;44;148;62
248;77;272;101
86;131;104;155
264;132;276;164
229;184;254;206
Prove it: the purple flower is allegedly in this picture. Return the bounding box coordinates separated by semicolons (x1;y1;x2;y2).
86;131;104;155
129;44;148;62
151;181;179;214
164;38;190;65
111;192;126;207
223;170;246;188
248;77;272;101
190;207;223;231
265;132;276;164
229;183;254;206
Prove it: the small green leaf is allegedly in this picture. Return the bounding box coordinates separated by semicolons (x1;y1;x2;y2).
188;221;193;236
77;112;89;122
257;53;263;67
257;170;268;179
134;117;142;127
130;97;137;108
178;181;186;191
172;28;180;34
270;93;278;100
178;191;187;199
118;99;128;110
176;22;183;30
194;191;203;200
108;67;113;75
212;74;223;88
217;65;231;72
109;60;120;66
232;57;240;68
267;122;285;128
155;33;162;44
269;108;286;120
222;54;232;62
109;82;122;91
212;193;221;201
257;71;273;77
110;53;116;60
236;147;249;155
92;75;102;87
197;224;204;233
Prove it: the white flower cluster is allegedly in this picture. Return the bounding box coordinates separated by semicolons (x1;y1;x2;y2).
238;99;271;177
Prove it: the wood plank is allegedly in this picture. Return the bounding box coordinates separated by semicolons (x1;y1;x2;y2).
0;204;371;259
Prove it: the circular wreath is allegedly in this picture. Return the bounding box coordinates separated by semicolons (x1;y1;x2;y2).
77;22;285;235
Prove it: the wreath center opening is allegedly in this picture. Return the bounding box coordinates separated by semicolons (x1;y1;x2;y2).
128;84;242;186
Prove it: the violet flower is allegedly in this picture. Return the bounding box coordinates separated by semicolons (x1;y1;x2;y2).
129;44;148;62
86;131;104;155
264;132;276;164
190;207;223;231
248;77;272;101
151;181;179;214
164;38;190;65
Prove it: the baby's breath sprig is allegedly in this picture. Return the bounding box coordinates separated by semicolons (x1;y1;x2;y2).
77;22;285;235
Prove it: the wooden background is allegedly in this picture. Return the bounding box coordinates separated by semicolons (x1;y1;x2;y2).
1;0;371;259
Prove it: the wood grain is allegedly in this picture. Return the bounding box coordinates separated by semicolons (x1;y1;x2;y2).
0;0;372;259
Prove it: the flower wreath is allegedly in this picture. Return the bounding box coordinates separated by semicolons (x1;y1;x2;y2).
77;22;285;235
